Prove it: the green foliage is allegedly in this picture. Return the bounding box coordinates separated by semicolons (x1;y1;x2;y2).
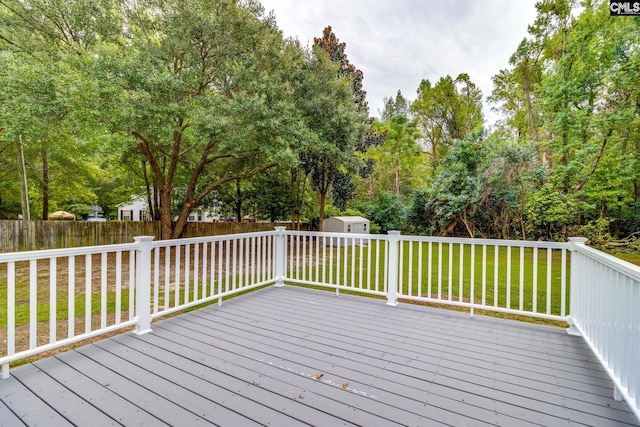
356;191;407;234
411;73;484;173
425;132;484;236
524;184;578;239
407;189;433;235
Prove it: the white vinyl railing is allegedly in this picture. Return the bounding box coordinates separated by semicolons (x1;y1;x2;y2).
0;231;278;379
1;227;638;421
280;230;571;321
567;238;640;421
0;241;139;379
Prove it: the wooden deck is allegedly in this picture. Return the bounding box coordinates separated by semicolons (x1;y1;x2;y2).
1;285;638;427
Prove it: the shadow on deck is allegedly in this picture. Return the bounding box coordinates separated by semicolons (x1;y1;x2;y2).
1;286;638;426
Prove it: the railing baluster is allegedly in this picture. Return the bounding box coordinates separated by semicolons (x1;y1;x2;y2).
438;242;443;299
407;241;413;297
210;241;216;297
352;238;357;289
448;242;453;301
532;247;538;314
115;252;122;324
375;238;380;292
417;242;423;298
202;242;208;297
129;249;135;320
225;239;231;293
459;243;464;303
217;240;223;304
238;239;243;290
494;245;499;307
29;260;38;349
68;256;75;338
506;246;512;310
164;246;170;309
427;241;432;299
358;238;363;289
366;237;371;291
50;257;57;344
560;248;567;317
185;243;191;303
153;248;159;314
481;244;487;306
470;244;475;317
85;254;91;335
101;253;108;330
546;248;552;315
3;262;16;379
315;235;320;283
175;245;181;308
343;238;348;288
518;246;524;311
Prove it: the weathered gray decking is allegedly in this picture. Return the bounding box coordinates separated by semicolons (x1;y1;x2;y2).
1;286;638;427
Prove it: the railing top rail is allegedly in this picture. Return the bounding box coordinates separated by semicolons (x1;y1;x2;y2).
571;242;640;281
282;230;385;240
281;229;571;249
399;235;571;249
0;242;139;263
150;230;276;248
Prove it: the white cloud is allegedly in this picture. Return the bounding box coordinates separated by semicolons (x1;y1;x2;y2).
260;0;538;125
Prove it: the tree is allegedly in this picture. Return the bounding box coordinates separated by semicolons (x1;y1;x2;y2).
425;132;485;237
296;29;366;231
369;115;422;198
411;74;483;173
380;90;411;121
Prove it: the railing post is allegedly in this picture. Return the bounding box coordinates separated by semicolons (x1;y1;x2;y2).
566;237;588;336
386;231;401;306
274;226;286;287
133;236;154;335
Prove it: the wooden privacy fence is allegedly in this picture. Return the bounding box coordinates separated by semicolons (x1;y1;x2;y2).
0;220;302;252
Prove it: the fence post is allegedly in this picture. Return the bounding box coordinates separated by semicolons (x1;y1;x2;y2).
386;231;401;306
566;237;588;336
274;227;286;287
133;236;154;335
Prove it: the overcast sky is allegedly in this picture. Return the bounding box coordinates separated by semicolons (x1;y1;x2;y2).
259;0;538;125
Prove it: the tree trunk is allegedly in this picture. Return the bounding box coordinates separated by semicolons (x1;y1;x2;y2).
317;191;326;232
16;135;30;220
235;179;243;221
160;188;173;240
41;141;49;220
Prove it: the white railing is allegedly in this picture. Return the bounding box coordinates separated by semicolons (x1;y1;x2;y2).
567;238;640;421
1;227;638;421
0;231;278;379
0;241;139;379
280;230;571;321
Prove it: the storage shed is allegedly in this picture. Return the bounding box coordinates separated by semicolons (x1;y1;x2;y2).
324;216;370;234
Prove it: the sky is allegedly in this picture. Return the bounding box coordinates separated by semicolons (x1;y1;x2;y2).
259;0;538;126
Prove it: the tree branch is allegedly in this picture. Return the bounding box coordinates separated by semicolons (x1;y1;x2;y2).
575;128;613;192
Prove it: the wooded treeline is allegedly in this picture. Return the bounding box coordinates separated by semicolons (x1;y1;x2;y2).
0;0;638;244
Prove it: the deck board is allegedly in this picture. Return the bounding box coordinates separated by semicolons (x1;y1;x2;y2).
1;285;639;427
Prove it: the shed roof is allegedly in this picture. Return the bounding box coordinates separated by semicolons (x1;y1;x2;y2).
327;216;369;223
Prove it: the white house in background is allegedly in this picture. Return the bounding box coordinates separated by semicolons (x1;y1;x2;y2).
117;195;220;222
117;195;150;221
